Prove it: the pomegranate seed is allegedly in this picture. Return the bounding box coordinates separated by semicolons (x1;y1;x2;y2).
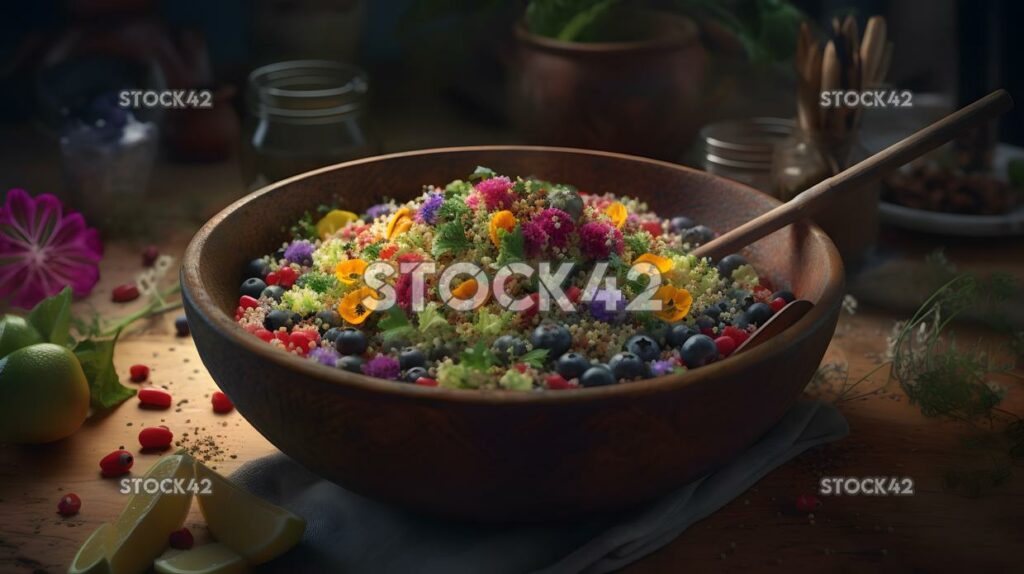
522;292;541;319
545;374;574;390
274;331;290;344
142;245;159;267
138;388;172;409
566;285;582;304
138;426;173;449
169;528;194;550
721;326;749;345
211;391;234;413
795;493;821;512
265;271;279;285
513;363;528;374
99;449;134;477
414;377;438;387
111;284;140;303
289;332;312;355
641;220;662;237
714;335;737;357
239;295;259;309
276;267;298;288
57;493;81;516
128;364;150;383
255;329;274;342
770;297;787;313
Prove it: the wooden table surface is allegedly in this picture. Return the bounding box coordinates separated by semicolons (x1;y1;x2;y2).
0;132;1022;572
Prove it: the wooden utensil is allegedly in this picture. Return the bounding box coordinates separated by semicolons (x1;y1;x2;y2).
734;300;815;355
693;89;1014;261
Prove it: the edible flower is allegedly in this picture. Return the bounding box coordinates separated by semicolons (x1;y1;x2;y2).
315;209;359;239
338;285;380;324
386;207;414;240
653;285;693;323
489;210;517;247
362;355;400;380
605;201;627;229
415;191;443;225
633;253;673;275
335;258;368;285
284;240;315;265
532;208;574;248
475;176;514;210
578;221;624;260
451;277;480;300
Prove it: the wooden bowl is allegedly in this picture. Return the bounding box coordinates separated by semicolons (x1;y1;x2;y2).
181;146;843;522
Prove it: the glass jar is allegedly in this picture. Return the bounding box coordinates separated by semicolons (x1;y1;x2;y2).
243;60;377;188
700;118;794;195
773;130;879;270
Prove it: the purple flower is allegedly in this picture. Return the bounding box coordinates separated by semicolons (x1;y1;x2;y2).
578;222;623;260
415;192;443;225
365;203;394;221
362;355;401;380
474;176;514;211
0;189;103;309
649;359;676;377
521;221;546;258
589;288;625;323
310;347;340;367
284;240;315;265
532;208;575;248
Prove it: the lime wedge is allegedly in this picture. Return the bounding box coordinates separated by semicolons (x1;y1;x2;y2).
68;522;113;574
154;544;249;574
194;461;305;564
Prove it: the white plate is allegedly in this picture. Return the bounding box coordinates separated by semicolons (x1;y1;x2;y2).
877;144;1024;237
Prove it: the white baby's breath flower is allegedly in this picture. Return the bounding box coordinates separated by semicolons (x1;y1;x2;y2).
842;294;858;315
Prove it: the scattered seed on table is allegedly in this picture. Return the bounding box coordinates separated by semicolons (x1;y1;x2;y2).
57;493;81;516
112;283;140;303
138;388;172;409
211;391;234;414
175;315;190;337
99;450;134;477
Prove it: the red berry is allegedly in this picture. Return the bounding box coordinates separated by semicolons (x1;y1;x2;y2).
112;283;140;303
414;377;438;387
138;388;172;409
721;326;749;345
274;331;290;343
129;364;150;383
714;335;737;357
523;292;541;319
265;271;279;285
57;493;81;516
142;245;159;267
565;285;582;304
211;391;234;413
289;332;312;355
770;297;786;313
99;449;134;477
545;374;574;390
239;295;259;309
169;528;194;550
513;363;528;374
254;329;274;342
138;426;173;449
641;220;663;237
699;326;715;337
795;493;821;512
276;267;298;288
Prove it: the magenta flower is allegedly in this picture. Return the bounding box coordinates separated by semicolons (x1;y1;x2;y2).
521;221;546;258
474;176;514;211
532;208;575;248
0;189;103;309
578;221;623;260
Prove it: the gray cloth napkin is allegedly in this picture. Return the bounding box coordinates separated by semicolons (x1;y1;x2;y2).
233;401;848;574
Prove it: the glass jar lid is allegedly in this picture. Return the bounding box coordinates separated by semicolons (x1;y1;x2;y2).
247;60;368;122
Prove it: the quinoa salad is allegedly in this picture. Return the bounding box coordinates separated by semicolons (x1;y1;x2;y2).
233;168;796;390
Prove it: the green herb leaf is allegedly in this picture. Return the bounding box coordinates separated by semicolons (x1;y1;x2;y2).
468;166;496;181
378;306;415;342
460;341;497;371
517;348;549;368
417;303;451;334
27;286;73;347
432;221;471;258
496;225;525;267
74;331;136;410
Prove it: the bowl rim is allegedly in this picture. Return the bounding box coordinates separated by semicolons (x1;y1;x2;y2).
182;145;844;405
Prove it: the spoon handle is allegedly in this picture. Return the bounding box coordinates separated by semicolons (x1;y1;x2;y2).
692;89;1014;261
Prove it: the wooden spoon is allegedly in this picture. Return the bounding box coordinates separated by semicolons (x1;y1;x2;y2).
734;300;815;355
692;89;1014;262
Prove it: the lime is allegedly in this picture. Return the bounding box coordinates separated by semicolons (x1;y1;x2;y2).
0;314;43;358
0;343;89;443
155;544;249;574
68;523;114;574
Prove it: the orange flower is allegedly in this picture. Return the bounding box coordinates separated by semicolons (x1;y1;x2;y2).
605;202;627;229
338;286;380;325
335;258;368;285
489;210;517;247
451;277;479;300
632;253;673;275
315;209;359;239
386;207;414;240
653;285;693;323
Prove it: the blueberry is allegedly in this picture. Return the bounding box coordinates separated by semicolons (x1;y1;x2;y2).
732;312;752;329
338;355;363;373
261;285;285;302
323;327;343;343
335;328;368;356
492;335;528;365
244;258;269;279
174;315;190;337
316;310;342;331
399;347;426;370
530;323;572;358
728;288;754;307
240;277;267;299
556;352;590;380
703;305;722;321
695;316;716;331
681;334;718;367
667;324;697;347
647;322;670;345
771;290;795;303
264;309;300;332
609;352;646;380
580;365;616;388
625;334;660;362
716;254;748;281
403;366;428;382
670;216;695;233
683;225;714;245
429;341;460;360
745;302;774;327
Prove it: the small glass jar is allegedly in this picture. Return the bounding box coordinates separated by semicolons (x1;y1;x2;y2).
700;118;794;195
242;60;377;188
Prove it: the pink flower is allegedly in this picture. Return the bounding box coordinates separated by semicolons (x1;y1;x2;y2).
474;176;514;211
532;208;575;248
578;222;623;261
521;221;546;258
0;189;103;309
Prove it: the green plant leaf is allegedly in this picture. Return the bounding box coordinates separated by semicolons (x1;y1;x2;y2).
496;225;525;267
468;166;496;181
378;306;415;342
74;332;136;410
432;221;471;258
27;286;73;347
417;303;451;334
460;341;497;371
517;348;549;368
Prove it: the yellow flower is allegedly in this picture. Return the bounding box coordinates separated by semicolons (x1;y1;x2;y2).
335;258;368;285
489;210;517;247
315;209;359;239
386;207;414;240
605;202;627;229
653;285;693;323
338;286;380;325
633;253;673;275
